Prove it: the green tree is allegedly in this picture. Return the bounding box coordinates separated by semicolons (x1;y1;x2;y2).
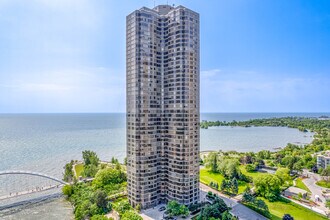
231;177;238;194
218;159;240;179
82;150;100;177
93;168;126;188
254;174;282;201
121;211;142;220
205;152;219;173
220;179;228;191
62;185;73;197
222;211;234;220
225;160;240;179
180;205;190;217
321;165;330;182
63;160;74;182
166;200;189;217
257;150;271;159
245;164;256;172
83;150;100;166
116;201;131;215
166;200;181;216
92;189;108;210
197;197;230;220
275;167;291;184
75;200;93;220
83;164;99;177
242;189;254;203
198;203;222;219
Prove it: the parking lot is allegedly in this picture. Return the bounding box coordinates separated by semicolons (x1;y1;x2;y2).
140;189;211;220
140;204;168;220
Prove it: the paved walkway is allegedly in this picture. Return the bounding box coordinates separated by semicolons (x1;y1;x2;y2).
302;171;329;215
0;184;62;200
105;210;120;220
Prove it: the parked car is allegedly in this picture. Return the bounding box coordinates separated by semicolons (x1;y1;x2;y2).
158;206;166;211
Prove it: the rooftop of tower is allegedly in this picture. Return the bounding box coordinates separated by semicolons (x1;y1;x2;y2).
153;5;174;15
128;5;198;19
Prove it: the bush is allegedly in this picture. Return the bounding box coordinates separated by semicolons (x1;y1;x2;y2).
265;192;279;202
115;201;131;215
241;189;271;218
197;197;232;220
62;185;73;196
283;214;294;220
166;200;190;217
91;215;111;220
121;211;142;220
246;164;256;172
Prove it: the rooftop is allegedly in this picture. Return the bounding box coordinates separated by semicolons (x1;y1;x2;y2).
153;5;174;15
317;150;330;158
285;186;308;195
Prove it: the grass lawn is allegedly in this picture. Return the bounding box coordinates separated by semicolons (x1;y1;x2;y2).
316;180;330;189
239;165;268;181
295;178;311;193
200;168;248;194
262;197;328;220
74;163;84;178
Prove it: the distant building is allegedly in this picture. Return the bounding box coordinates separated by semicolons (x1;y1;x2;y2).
317;151;330;169
126;5;200;209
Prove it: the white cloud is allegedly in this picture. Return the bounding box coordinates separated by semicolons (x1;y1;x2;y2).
200;69;329;112
201;69;221;78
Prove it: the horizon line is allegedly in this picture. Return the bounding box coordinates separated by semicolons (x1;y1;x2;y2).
0;112;329;114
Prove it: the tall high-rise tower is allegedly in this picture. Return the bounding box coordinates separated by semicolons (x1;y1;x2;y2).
126;5;200;209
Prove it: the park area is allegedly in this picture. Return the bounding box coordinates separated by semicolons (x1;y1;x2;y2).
199;162;328;220
200;168;248;194
263;197;328;220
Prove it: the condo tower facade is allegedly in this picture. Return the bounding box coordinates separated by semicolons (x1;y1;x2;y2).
126;5;200;209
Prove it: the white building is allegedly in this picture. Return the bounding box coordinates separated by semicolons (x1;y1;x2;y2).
317;151;330;169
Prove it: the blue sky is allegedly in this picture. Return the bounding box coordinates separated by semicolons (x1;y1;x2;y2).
0;0;329;113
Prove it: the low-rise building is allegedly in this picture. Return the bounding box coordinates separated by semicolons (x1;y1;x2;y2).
317;151;330;169
284;186;308;199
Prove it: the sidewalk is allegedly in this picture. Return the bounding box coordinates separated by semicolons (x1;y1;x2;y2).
302;171;329;215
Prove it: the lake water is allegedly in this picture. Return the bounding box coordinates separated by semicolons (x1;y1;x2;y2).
0;112;327;219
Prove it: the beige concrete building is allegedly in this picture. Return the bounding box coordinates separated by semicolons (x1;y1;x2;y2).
126;5;200;209
317;150;330;169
